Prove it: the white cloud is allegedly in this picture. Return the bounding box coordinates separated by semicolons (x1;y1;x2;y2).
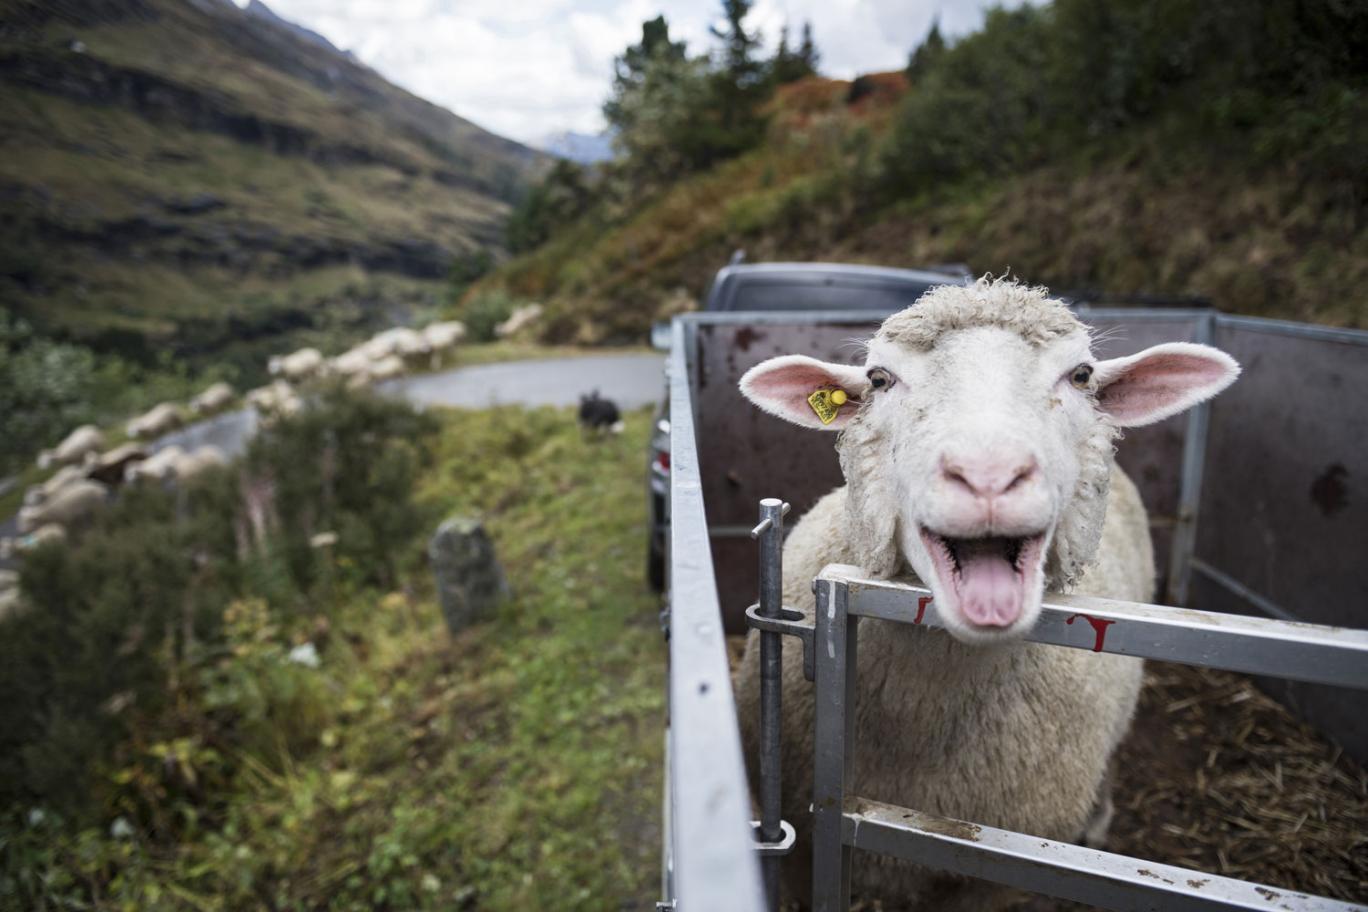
254;0;1023;145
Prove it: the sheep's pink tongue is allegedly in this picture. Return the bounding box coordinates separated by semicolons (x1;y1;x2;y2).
957;546;1021;627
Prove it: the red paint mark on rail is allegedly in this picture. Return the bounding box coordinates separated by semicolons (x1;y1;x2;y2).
1066;613;1116;652
914;596;932;625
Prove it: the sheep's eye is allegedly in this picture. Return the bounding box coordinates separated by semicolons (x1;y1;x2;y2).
1069;364;1094;389
867;367;894;391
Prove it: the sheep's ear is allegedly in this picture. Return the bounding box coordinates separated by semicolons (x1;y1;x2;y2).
739;355;868;431
1094;342;1240;427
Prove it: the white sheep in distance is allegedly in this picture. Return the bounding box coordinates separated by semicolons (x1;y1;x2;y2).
172;445;227;484
24;464;86;507
734;278;1241;909
126;402;185;440
126;445;185;483
17;479;108;534
43;425;104;468
367;354;406;382
246;380;302;420
190;381;236;415
16;523;67;553
363;328;430;361
494;303;543;339
269;347;324;382
422;320;466;368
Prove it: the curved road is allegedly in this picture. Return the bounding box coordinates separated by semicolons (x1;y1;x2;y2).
1;352;665;568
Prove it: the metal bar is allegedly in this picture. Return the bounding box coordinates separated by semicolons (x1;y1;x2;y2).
1189;557;1302;623
842;798;1367;912
1167;311;1215;606
812;579;858;912
676;307;1218;328
666;319;767;912
756;497;786;911
1214;313;1368;346
832;574;1368;691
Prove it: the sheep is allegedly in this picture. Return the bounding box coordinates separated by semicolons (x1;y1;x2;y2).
367;354;406;382
17;480;107;534
329;347;374;379
734;278;1240;909
269;347;324;382
15;523;67;552
422;320;466;368
171;445;227;484
126;445;185;483
46;425;104;467
24;464;86;506
363;328;430;361
87;443;148;486
190;381;236;415
246;380;302;419
126;402;185;440
494;303;543;339
422;320;466;352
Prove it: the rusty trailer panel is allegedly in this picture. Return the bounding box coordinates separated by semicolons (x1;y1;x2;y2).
1188;320;1368;761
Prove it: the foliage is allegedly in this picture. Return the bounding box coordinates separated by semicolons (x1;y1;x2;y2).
458;289;519;343
447;249;494;302
0;313;218;475
882;0;1368;196
771;22;819;85
506;161;597;254
904;18;945;85
603;3;817;194
0;406;664;911
0;390;436;835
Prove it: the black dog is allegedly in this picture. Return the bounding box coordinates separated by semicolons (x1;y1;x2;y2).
578;390;623;435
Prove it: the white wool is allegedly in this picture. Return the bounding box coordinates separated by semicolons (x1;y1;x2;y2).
729;277;1241;907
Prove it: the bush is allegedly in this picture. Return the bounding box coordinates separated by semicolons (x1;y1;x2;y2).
0;389;436;827
459;289;518;342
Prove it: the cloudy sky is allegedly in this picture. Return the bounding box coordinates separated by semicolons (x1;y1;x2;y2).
247;0;1019;145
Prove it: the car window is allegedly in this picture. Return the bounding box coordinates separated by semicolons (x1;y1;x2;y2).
727;277;940;311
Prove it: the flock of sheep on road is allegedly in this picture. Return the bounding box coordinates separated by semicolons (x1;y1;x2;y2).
1;317;481;614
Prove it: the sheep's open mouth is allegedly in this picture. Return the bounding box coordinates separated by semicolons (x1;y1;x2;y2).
919;529;1047;628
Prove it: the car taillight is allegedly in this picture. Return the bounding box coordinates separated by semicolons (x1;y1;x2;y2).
656;450;671;472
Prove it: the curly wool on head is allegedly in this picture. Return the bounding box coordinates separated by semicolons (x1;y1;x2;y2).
840;274;1117;590
877;276;1087;351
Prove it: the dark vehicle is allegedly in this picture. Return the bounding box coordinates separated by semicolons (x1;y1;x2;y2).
646;261;970;590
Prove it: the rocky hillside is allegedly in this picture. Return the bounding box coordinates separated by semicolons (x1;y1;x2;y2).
0;0;546;372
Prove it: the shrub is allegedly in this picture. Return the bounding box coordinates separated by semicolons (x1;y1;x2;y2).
0;389;436;824
460;289;519;342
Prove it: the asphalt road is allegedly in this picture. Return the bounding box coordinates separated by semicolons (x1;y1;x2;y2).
1;352;666;568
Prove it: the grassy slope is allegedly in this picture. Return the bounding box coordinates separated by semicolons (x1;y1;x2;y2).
0;0;542;366
7;406;664;910
479;73;1367;339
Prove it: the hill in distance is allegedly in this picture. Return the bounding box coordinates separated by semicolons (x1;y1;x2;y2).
0;0;547;374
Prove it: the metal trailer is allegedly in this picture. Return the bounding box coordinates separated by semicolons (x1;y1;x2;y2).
659;310;1368;911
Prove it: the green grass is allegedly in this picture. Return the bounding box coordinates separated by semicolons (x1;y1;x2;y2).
2;406;664;911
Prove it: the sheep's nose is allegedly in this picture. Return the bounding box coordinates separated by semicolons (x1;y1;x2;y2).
941;453;1039;499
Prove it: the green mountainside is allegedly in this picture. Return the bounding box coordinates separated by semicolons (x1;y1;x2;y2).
0;0;545;372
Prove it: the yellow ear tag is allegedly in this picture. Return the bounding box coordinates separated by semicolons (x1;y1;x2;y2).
807;387;848;425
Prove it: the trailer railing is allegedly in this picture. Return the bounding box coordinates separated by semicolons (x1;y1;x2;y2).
659;320;766;911
806;570;1368;912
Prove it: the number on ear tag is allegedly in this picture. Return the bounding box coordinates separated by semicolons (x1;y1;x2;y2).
808;388;842;425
